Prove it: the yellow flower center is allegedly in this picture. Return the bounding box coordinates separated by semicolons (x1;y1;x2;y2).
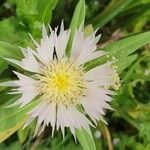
38;58;86;105
52;73;70;92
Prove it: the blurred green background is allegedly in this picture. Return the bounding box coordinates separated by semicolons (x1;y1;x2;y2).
0;0;150;149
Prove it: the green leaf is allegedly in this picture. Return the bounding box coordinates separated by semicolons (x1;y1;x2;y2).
116;54;138;74
0;92;18;107
103;31;150;59
17;127;30;143
16;0;38;24
66;0;85;56
0;100;38;132
84;31;150;71
123;0;150;11
0;17;29;45
16;0;58;34
0;59;8;74
0;117;27;143
37;0;58;24
116;111;140;130
89;0;133;29
0;41;22;60
76;129;96;150
123;55;148;82
120;3;150;30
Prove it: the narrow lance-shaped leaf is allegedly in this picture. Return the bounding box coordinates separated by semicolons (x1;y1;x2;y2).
103;31;150;58
66;0;85;56
89;0;133;29
116;54;138;74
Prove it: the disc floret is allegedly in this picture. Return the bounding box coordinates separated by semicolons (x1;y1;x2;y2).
38;58;86;105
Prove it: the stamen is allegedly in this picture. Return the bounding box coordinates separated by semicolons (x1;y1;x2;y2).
37;58;86;105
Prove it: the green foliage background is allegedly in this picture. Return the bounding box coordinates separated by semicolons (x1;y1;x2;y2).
0;0;150;149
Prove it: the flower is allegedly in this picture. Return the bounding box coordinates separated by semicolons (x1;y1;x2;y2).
0;21;120;138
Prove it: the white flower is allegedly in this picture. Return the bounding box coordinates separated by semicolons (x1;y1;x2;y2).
0;21;120;138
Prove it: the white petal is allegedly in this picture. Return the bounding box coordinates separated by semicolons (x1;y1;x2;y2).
82;97;107;124
55;29;70;58
71;29;84;59
95;34;102;43
26;102;56;136
21;48;41;73
6;48;41;73
71;29;103;66
80;50;105;65
19;91;38;107
35;27;55;64
8;72;39;107
57;104;92;138
60;20;64;32
56;104;66;138
13;71;38;86
84;62;114;87
82;86;113;123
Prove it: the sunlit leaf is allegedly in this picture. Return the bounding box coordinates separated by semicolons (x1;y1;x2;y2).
0;117;27;143
0;101;38;132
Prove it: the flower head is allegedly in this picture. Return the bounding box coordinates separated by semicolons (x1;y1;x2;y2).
1;21;120;138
